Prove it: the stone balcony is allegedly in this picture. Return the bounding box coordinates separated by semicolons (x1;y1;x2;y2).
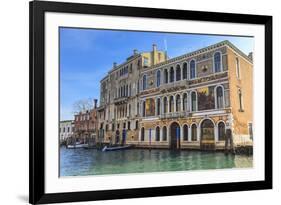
113;96;128;105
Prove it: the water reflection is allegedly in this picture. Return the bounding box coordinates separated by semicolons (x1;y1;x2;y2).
60;147;253;176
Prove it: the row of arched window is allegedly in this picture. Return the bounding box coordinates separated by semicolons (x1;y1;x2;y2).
141;85;225;117
142;51;223;90
117;84;131;98
140;121;226;142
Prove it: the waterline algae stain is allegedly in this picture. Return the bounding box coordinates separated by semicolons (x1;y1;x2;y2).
60;148;253;177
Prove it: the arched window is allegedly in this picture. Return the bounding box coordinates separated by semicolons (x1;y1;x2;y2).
183;124;188;141
164;69;168;84
126;84;128;96
218;122;225;141
176;95;181;112
170;67;174;83
141;127;145;141
163;97;168;113
157;98;161;115
191;124;197;141
176;65;181;81
135;120;139;130
142;75;147;90
128;104;131;116
142;101;146;117
183;62;187;79
162;126;167;141
236;57;241;79
169;96;174;112
191;91;197;112
216;86;224;109
183;93;188;111
190;60;196;79
155;127;160;141
214;52;222;72
156;70;161;87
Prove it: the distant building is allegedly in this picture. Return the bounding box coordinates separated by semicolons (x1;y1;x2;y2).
59;120;74;144
98;41;253;150
74;99;99;142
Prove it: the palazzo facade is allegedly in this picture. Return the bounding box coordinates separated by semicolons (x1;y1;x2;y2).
98;41;253;150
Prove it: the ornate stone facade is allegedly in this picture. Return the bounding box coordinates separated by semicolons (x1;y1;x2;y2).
98;41;253;150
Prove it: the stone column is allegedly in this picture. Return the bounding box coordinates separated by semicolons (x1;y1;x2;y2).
180;94;183;112
167;68;170;83
214;125;218;142
173;95;176;113
168;97;170;113
160;128;163;141
197;125;201;142
188;126;192;141
180;125;183;142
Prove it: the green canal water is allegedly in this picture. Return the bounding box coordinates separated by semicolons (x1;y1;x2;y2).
60;147;253;176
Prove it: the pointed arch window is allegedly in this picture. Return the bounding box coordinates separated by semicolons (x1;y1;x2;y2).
176;95;181;112
164;69;168;84
155;98;160;115
216;86;224;109
162;126;167;141
218;122;226;141
169;96;174;112
183;124;188;141
190;60;196;79
142;75;147;90
156;70;161;87
141;127;145;141
183;63;187;79
214;52;222;72
191;124;197;141
191;91;197;112
155;127;160;141
183;93;188;111
176;65;181;81
163;97;168;113
142;101;146;117
170;67;174;82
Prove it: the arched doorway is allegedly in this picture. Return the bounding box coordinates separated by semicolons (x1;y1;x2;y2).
200;119;215;150
170;122;180;150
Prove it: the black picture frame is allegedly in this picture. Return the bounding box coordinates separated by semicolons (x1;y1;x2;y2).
29;0;272;204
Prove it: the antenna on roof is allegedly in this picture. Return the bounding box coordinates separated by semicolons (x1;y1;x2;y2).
164;38;168;60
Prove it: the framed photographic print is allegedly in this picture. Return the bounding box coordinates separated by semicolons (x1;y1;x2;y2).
29;0;272;204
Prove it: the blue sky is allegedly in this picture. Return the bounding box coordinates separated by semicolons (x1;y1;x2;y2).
60;27;253;120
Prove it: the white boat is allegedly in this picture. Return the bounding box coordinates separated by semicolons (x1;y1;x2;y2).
66;142;88;149
102;145;133;152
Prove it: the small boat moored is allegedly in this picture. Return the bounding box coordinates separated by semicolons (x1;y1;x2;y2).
66;142;88;149
102;144;133;152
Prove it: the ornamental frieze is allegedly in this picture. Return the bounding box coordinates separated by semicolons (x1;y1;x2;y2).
189;72;228;85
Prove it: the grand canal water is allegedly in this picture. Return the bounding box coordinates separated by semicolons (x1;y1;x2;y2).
60;147;253;176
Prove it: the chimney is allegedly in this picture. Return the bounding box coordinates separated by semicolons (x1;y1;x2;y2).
113;62;117;68
94;99;98;109
248;52;253;61
133;49;138;55
152;44;157;52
